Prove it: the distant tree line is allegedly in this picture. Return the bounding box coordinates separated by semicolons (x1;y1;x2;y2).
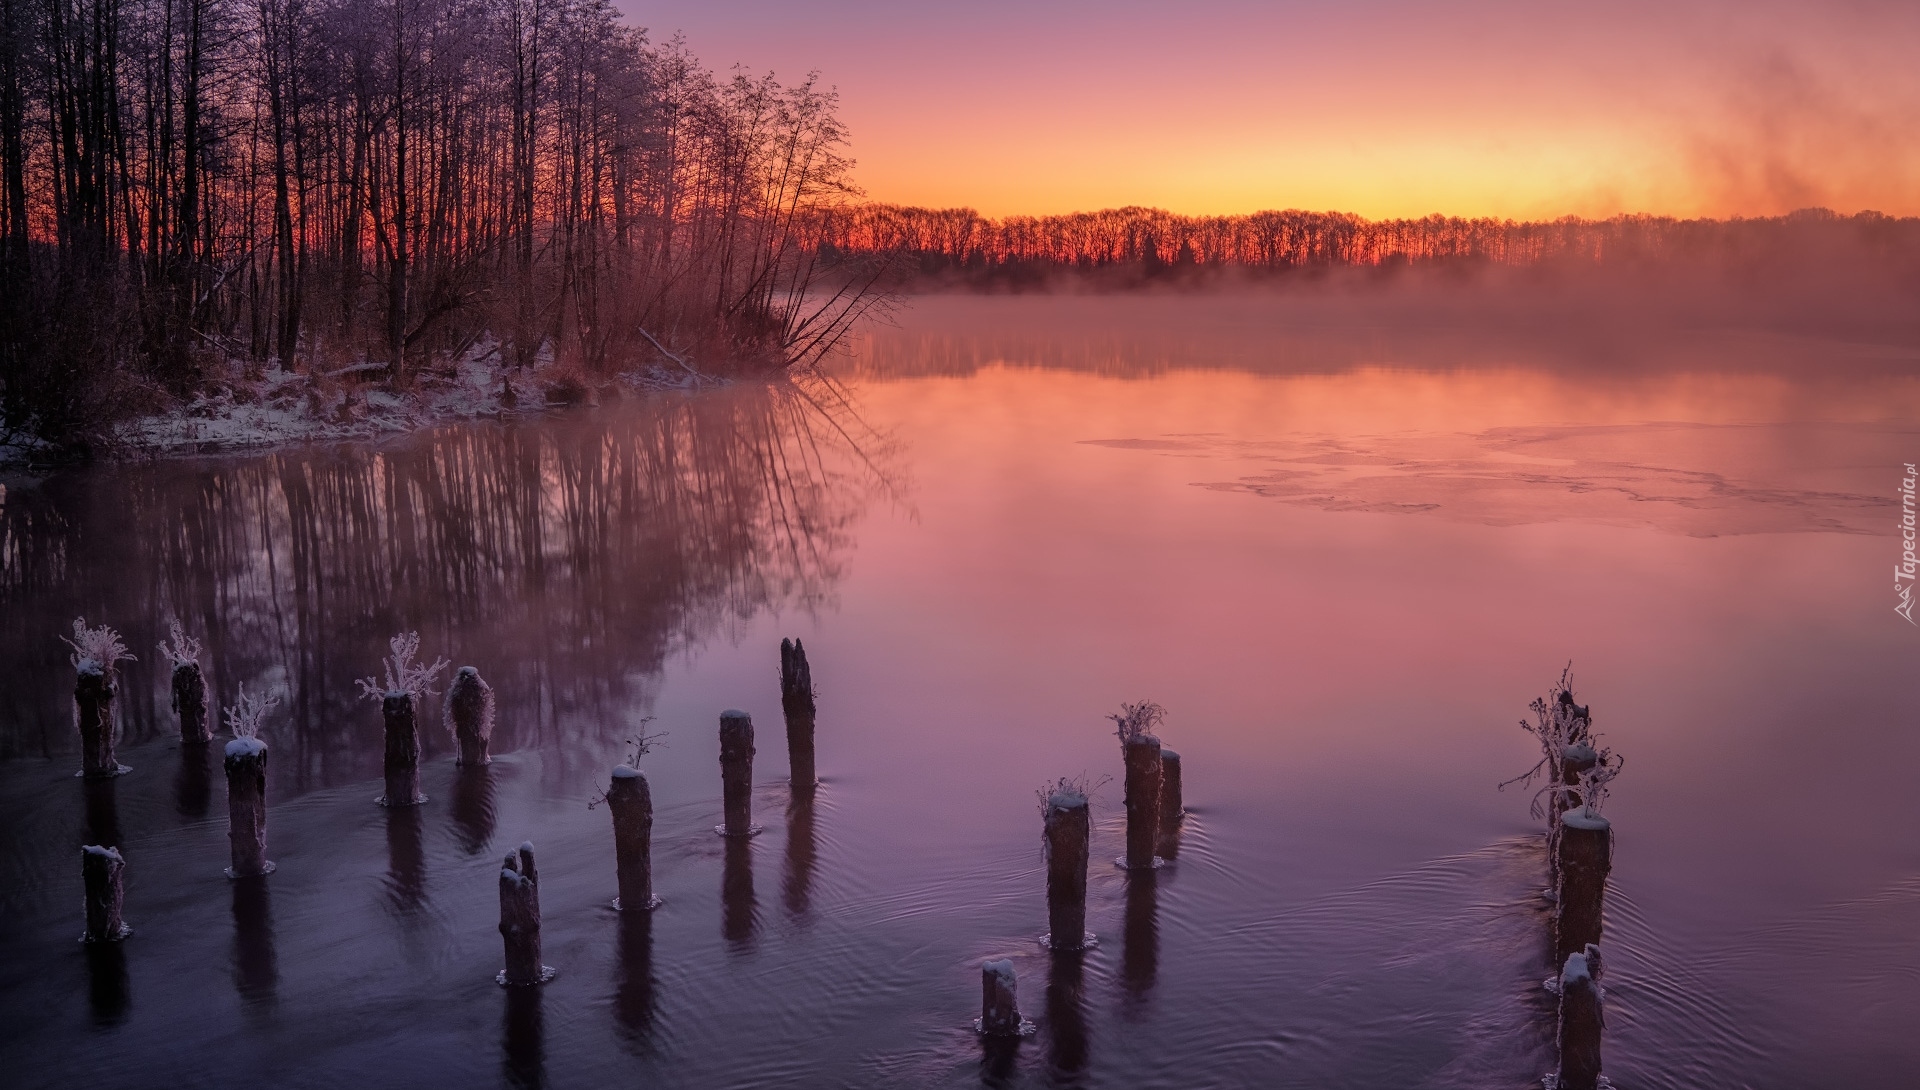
824;203;1920;282
0;0;888;453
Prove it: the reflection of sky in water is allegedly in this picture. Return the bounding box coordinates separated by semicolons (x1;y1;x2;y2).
2;297;1917;1088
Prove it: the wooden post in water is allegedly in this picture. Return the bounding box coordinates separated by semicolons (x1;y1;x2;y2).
1043;787;1092;950
1555;807;1612;965
1121;735;1163;869
379;692;426;807
978;959;1023;1036
76;665;129;778
1157;748;1184;856
81;845;131;942
717;711;758;837
498;842;553;985
1556;947;1604;1090
224;737;274;877
607;766;658;911
779;639;817;790
446;667;494;767
172;660;211;744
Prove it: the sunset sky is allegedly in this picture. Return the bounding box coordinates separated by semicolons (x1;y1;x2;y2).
624;0;1920;220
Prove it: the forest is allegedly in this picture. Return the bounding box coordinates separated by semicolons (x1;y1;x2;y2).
825;203;1920;284
0;0;888;455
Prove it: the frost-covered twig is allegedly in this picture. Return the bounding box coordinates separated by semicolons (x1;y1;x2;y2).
62;618;135;675
224;682;280;740
1108;701;1165;747
157;619;202;668
1499;664;1620;821
356;631;450;701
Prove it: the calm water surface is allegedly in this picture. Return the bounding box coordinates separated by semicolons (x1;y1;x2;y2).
3;293;1918;1089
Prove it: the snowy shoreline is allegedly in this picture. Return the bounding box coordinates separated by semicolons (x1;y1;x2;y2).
3;351;719;471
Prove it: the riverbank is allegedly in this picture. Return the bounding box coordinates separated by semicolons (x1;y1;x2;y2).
1;349;717;471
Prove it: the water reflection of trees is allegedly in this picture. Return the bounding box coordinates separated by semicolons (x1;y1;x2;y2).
0;384;880;793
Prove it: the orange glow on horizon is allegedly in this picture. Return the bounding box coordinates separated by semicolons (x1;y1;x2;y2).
633;0;1920;221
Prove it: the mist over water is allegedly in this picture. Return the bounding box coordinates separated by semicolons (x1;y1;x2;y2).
2;289;1916;1088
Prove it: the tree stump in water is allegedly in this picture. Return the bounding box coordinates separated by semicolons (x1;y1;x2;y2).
172;661;211;744
607;767;658;911
1120;735;1163;869
1555;808;1611;965
379;692;426;806
717;711;758;837
224;738;275;877
1043;789;1092;950
1556;947;1604;1090
76;666;129;779
779;639;816;790
81;845;131;942
1157;748;1184;857
498;843;554;985
978;959;1024;1036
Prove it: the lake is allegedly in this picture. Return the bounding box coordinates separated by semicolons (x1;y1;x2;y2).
2;290;1917;1089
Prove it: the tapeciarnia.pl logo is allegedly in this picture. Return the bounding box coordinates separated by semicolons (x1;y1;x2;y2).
1899;463;1917;625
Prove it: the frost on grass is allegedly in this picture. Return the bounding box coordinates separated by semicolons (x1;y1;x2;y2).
104;348;720;463
1108;701;1165;747
157;620;203;668
62;617;134;676
356;632;450;702
1498;663;1625;823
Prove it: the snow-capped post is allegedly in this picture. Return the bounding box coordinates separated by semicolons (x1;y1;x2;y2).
360;632;450;807
223;684;277;878
1157;748;1184;857
1556;947;1604;1090
1111;702;1165;870
446;666;494;767
604;732;664;911
81;845;131;942
159;621;211;744
64;619;134;778
1502;670;1619;898
497;842;554;985
717;710;759;837
978;959;1024;1036
1041;779;1092;950
607;769;655;910
1555;803;1612;966
779;638;817;790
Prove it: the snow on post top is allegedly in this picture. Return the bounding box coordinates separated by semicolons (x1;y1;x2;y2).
1560;951;1593;988
982;959;1016;987
1561;806;1611;832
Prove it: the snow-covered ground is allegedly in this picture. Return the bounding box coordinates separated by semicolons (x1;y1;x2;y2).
96;348;714;462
